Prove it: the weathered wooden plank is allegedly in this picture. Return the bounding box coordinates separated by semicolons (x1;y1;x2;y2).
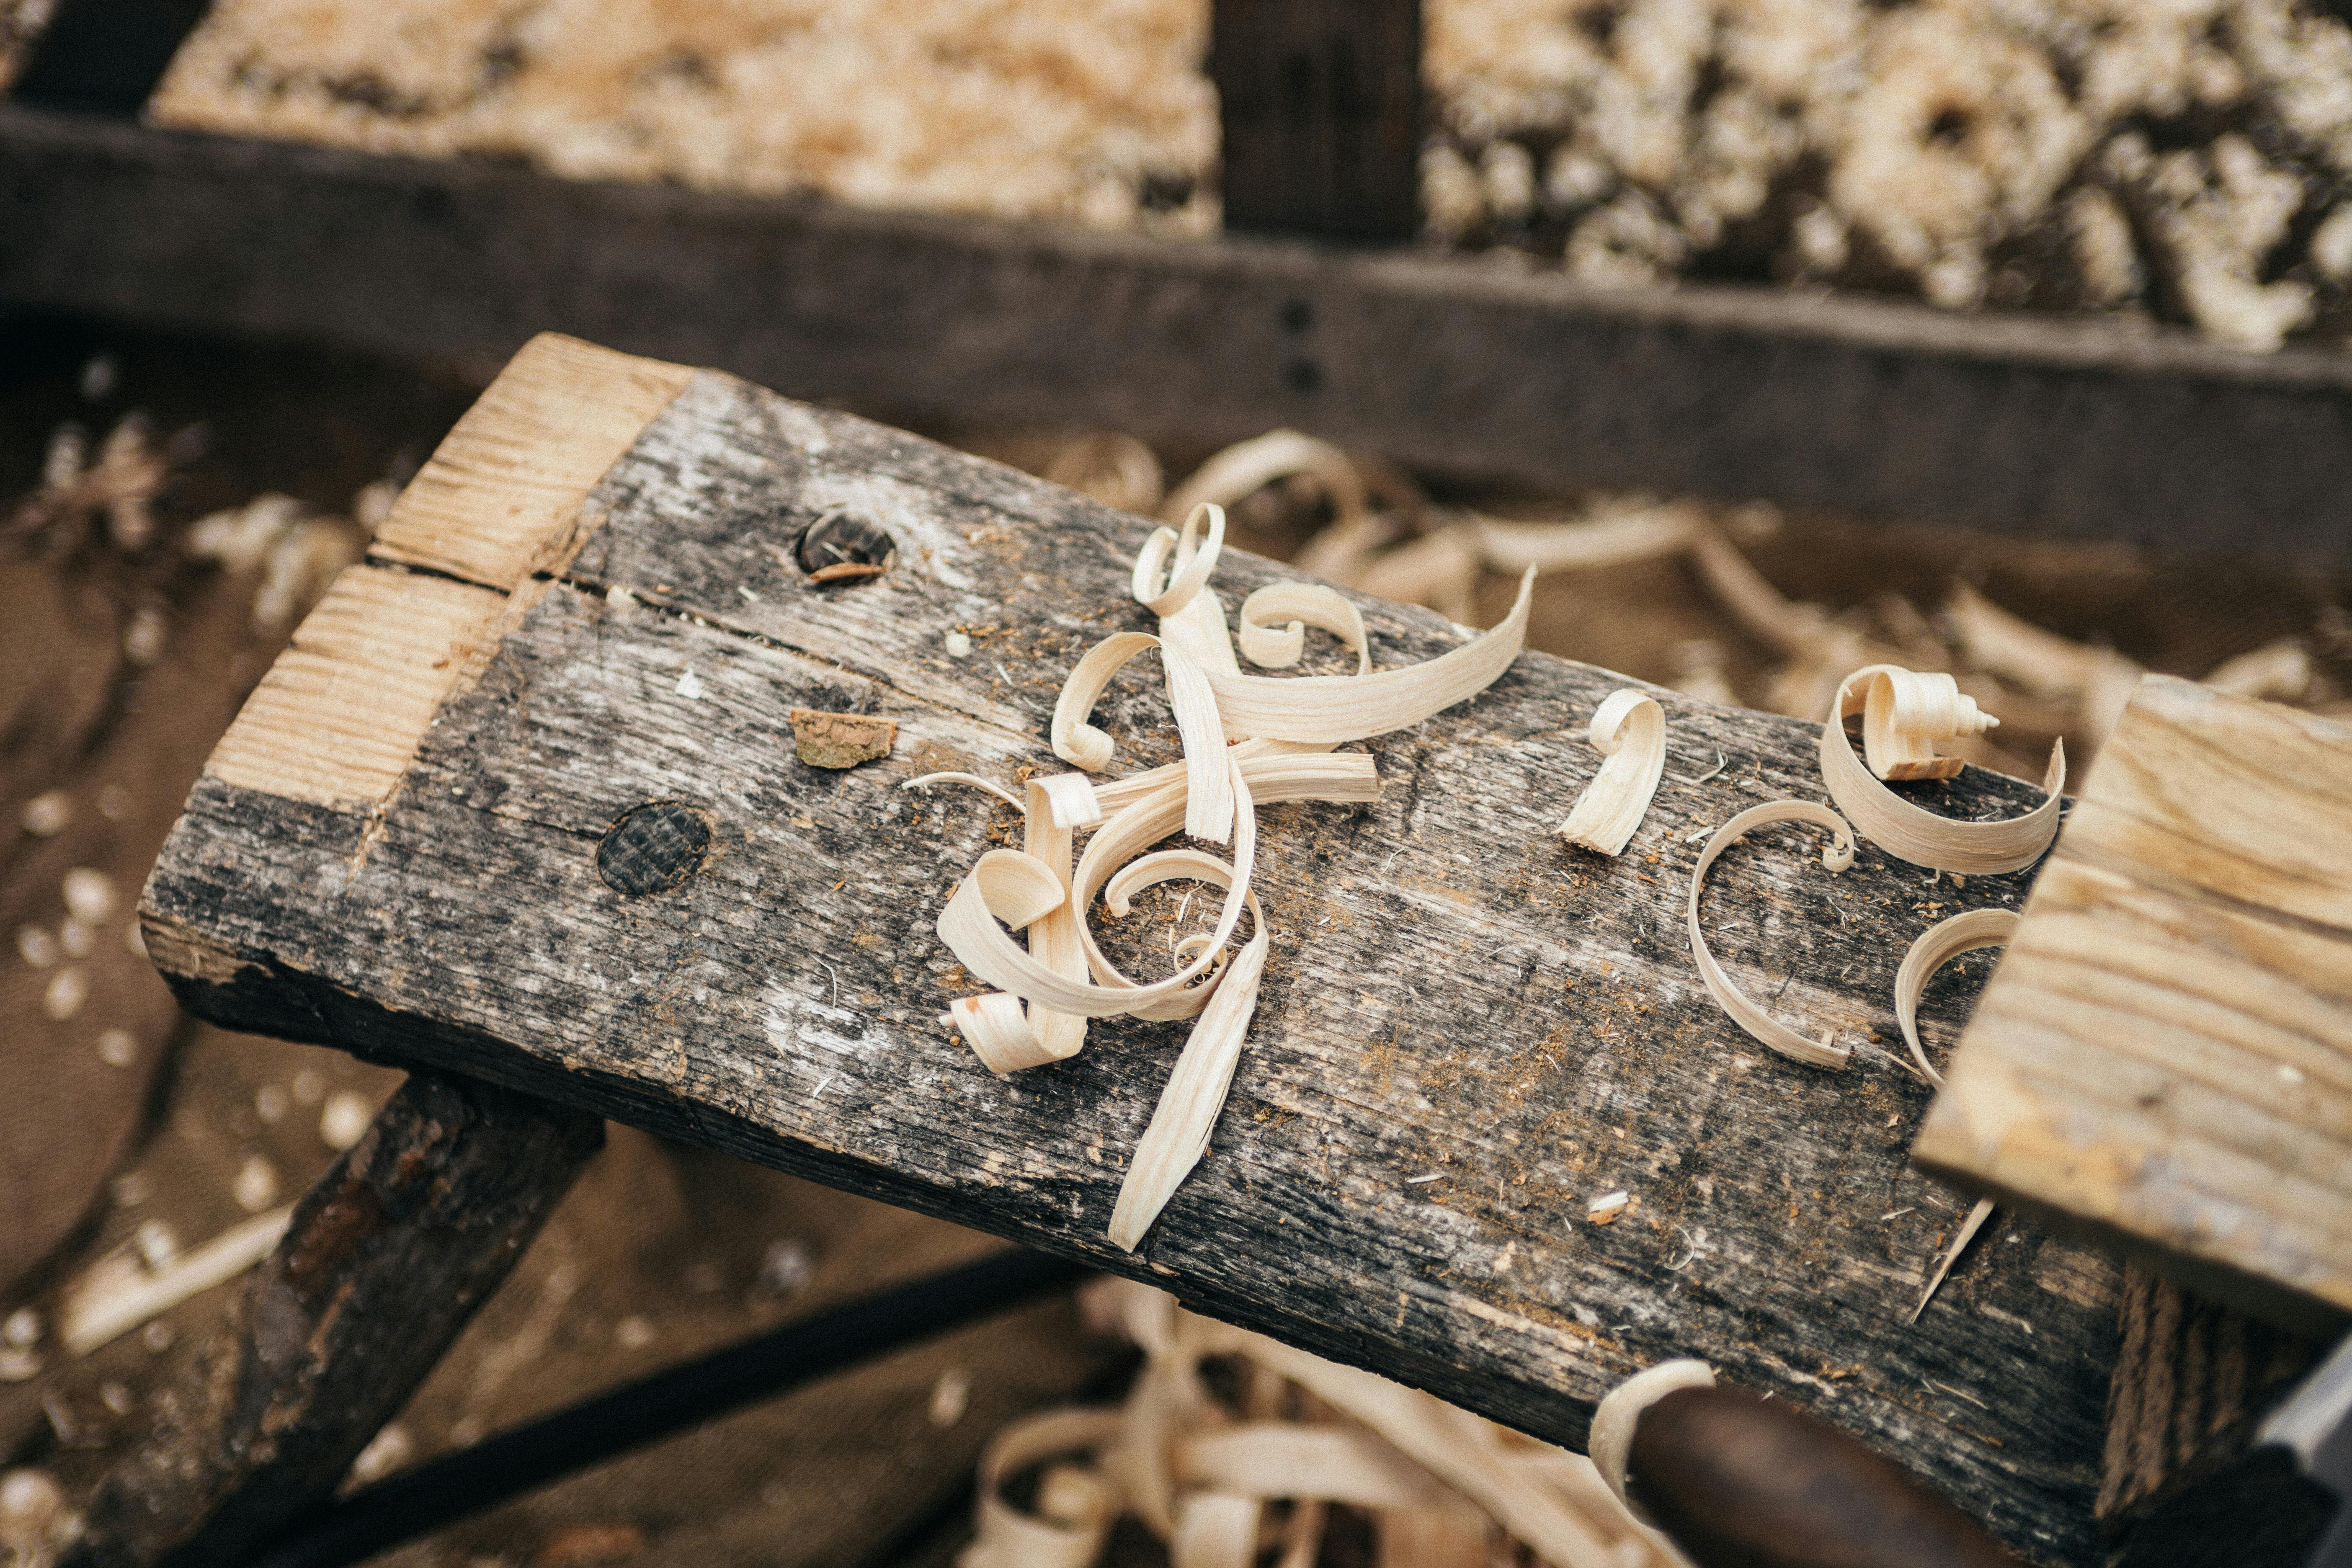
142;341;2117;1563
1916;678;2352;1333
64;1070;603;1568
6;105;2352;566
1212;0;1421;241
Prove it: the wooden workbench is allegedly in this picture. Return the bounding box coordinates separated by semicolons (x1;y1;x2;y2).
138;335;2115;1564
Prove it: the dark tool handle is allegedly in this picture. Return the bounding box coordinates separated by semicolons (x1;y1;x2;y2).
1629;1385;2020;1568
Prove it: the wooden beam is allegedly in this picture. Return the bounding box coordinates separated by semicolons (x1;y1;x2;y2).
1212;0;1421;241
1916;678;2352;1333
64;1070;603;1568
5;108;2352;567
5;0;214;116
140;336;2119;1563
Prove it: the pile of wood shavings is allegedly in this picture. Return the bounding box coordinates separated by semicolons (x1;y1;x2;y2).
958;1277;1690;1568
149;0;1218;235
915;499;1534;1251
1062;427;2347;780
145;0;2352;349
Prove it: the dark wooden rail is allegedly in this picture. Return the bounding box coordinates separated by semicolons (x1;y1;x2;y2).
6;106;2352;566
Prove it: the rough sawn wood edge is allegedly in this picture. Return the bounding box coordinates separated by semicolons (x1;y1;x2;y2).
1915;677;2352;1335
196;334;692;812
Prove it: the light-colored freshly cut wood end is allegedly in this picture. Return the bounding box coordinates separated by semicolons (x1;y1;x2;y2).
204;335;692;810
205;566;508;809
1914;676;2352;1330
370;333;694;589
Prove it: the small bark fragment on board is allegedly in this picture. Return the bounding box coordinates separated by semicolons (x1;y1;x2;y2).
790;709;897;769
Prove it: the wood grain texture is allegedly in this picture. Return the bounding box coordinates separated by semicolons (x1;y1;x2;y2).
2098;1265;2330;1568
5;104;2352;567
370;333;693;589
145;359;2117;1563
203;333;690;809
1916;678;2352;1331
63;1070;603;1568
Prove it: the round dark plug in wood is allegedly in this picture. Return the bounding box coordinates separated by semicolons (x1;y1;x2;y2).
597;801;712;895
796;511;895;583
1628;1384;2020;1568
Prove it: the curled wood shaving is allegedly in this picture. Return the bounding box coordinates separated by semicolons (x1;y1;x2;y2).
1687;802;1857;1069
1160;431;1368;534
1041;432;1165;516
1820;665;2065;875
1942;582;2143;741
1133;503;1228;618
1047;1281;1648;1568
1050;627;1234;844
1105;853;1270;1251
1559;691;1667;857
1587;1359;1716;1524
1198;569;1536;744
1894;908;2019;1090
1236;583;1370;674
1893;909;2016;1321
2202;637;2314;703
1467;505;1700;573
61;1206;294;1356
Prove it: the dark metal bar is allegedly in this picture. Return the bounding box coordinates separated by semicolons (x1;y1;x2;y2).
242;1248;1089;1568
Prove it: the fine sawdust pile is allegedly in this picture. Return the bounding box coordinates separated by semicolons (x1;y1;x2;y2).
1425;0;2352;351
148;0;2352;350
148;0;1222;237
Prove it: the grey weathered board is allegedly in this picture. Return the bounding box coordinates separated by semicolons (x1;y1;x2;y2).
141;340;2117;1564
5;103;2352;567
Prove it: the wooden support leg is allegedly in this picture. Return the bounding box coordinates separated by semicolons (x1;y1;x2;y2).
1211;0;1422;241
2100;1264;2337;1568
63;1070;603;1568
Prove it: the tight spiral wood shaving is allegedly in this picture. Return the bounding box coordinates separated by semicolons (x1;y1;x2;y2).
1895;909;2018;1320
1559;691;1666;857
1821;665;2065;875
919;502;1529;1251
1687;802;1857;1069
959;1279;1690;1568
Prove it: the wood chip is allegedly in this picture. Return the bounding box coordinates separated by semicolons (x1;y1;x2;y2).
789;709;898;769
